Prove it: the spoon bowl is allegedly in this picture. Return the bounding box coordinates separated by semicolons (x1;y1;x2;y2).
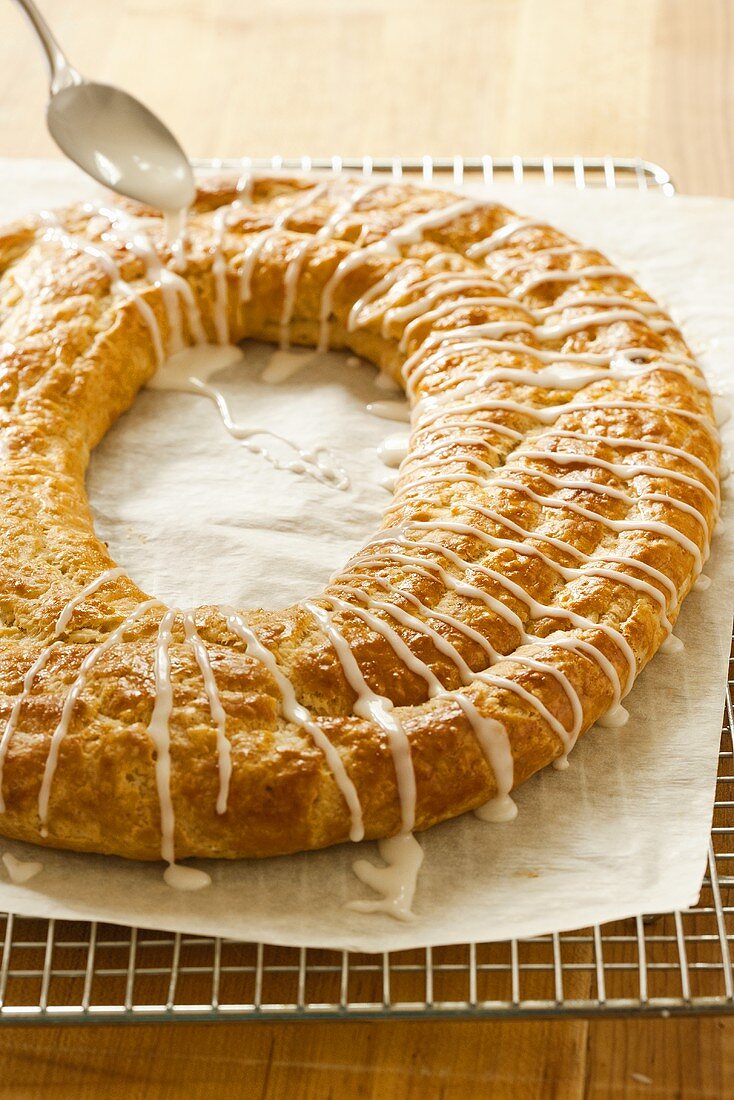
47;81;196;211
15;0;195;213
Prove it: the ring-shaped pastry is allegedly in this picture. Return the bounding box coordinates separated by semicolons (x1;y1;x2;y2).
0;176;719;867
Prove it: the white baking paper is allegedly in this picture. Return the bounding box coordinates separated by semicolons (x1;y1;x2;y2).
0;159;731;951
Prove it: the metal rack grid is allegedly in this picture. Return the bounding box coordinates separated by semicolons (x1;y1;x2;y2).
200;153;676;194
1;153;731;1025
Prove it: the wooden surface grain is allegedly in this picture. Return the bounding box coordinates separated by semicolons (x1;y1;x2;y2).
0;0;733;1096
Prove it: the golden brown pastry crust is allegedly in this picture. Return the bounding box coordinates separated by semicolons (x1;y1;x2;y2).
0;176;719;861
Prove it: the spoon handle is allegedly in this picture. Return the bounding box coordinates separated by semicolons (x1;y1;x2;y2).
13;0;81;94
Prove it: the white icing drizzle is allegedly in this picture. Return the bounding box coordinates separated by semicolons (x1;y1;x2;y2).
319;199;483;351
348;833;424;922
279;181;382;348
695;574;712;592
358;523;637;694
182;612;231;815
328;572;531;788
466;218;548;259
347;262;423;332
345;539;625;711
406;447;709;566
38;599;161;830
97;205;207;353
660;633;685;654
0;567;128;812
533;293;666;319
496;244;596;278
397;502;682;641
150;346;349;490
2;852;43;885
304;599;416;834
163;208;187;270
406;468;705;573
536;308;675;341
53;567;127;636
240;181;331;303
147;608;179;867
405;337;704;399
211;205;232;345
221;606;364;842
196;171;253;342
386;274;510;321
511;266;626;297
39;211;165;365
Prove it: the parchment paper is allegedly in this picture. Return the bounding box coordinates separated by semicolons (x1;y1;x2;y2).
0;159;731;951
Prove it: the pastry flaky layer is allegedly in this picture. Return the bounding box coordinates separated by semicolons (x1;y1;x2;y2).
0;175;720;862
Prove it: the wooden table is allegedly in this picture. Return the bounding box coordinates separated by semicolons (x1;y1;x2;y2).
0;1;732;1095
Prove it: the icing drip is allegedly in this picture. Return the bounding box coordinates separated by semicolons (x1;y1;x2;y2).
695;574;712;591
182;612;231;815
365;400;411;423
713;395;731;427
260;349;316;384
2;852;43;885
597;704;630;729
377;433;410;468
279;181;382;348
452;696;514;807
211;206;232;345
660;634;685;654
304;600;416;834
147;609;179;866
97;205;206;353
475;794;518;823
347;834;424;922
150;346;350;490
202;172;254;341
163;864;212;891
163;208;187;270
146;609;216;888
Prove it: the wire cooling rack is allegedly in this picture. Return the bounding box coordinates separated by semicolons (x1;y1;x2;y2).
1;154;731;1025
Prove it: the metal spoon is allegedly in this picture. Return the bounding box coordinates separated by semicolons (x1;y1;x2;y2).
14;0;195;212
